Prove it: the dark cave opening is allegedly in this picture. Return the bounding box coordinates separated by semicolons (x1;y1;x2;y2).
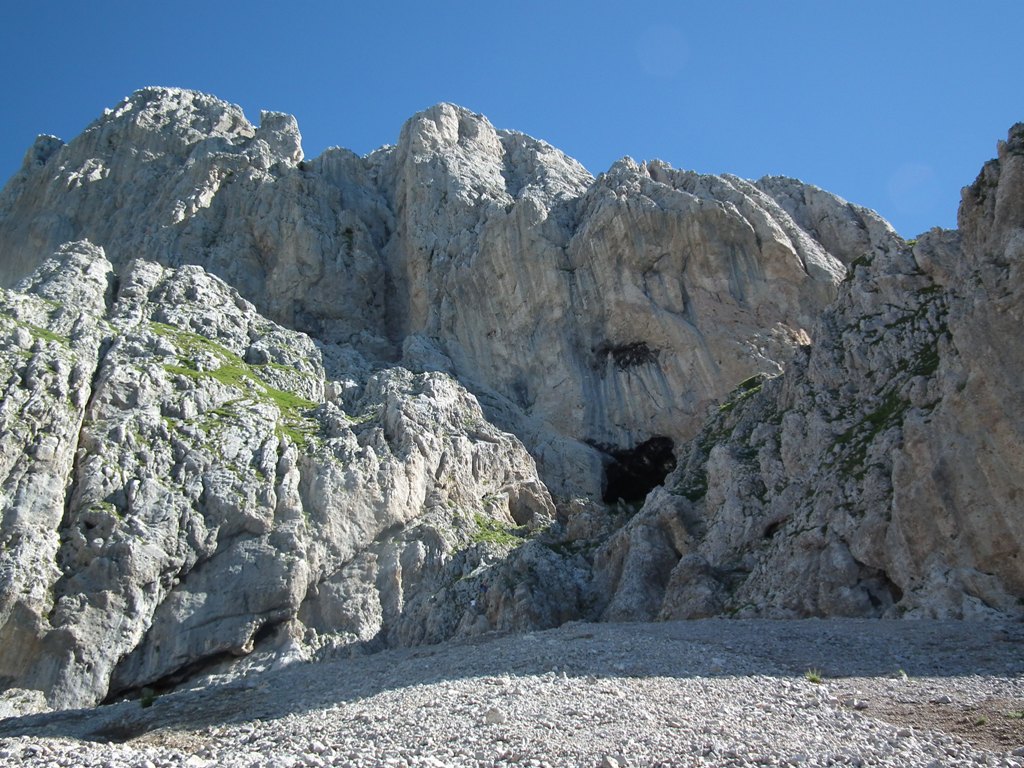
99;619;286;721
594;341;660;371
602;436;677;504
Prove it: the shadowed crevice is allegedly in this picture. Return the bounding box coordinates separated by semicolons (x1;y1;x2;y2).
601;436;676;504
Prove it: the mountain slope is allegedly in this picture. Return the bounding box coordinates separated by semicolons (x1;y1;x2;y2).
596;124;1024;622
0;88;900;500
0;89;1020;712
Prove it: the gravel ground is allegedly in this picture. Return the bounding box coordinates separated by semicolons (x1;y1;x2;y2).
1;619;1022;767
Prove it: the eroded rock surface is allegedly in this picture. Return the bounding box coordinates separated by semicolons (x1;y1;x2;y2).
0;245;568;710
0;89;902;499
0;89;1020;712
596;124;1024;623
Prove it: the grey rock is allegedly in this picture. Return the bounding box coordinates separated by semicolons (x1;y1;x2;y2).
0;88;900;500
0;89;1020;712
0;246;563;709
0;241;111;703
595;124;1024;623
483;707;507;725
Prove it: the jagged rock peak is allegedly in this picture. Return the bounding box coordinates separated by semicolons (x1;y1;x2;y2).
398;102;496;154
959;121;1024;253
96;87;302;164
391;101;593;204
98;87;256;141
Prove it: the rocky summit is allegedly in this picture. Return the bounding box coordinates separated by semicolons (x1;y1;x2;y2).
0;87;1020;713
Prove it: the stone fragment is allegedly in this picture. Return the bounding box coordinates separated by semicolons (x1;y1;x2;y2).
484;707;508;725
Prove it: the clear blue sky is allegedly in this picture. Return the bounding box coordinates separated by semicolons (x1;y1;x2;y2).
1;1;1021;237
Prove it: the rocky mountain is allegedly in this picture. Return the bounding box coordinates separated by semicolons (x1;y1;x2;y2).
596;136;1024;621
0;87;1019;713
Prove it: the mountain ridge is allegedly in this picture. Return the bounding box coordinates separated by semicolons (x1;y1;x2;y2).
0;88;1020;712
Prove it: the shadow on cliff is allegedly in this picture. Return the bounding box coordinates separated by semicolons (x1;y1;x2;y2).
1;618;1021;744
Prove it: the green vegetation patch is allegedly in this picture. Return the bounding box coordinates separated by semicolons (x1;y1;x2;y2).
679;474;709;503
737;374;764;392
85;500;122;520
843;253;874;282
470;512;522;547
0;308;69;346
718;373;766;414
834;390;908;479
909;341;941;378
25;322;68;346
154;322;319;446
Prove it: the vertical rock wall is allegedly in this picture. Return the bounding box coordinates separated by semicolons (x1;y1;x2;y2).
594;125;1024;623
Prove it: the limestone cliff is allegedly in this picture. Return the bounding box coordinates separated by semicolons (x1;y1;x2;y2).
0;88;899;500
0;242;574;710
595;124;1024;622
0;88;1020;712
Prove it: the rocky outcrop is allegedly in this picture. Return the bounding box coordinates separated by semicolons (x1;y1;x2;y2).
595;124;1024;622
0;244;571;710
0;242;111;706
0;89;902;500
0;89;1020;712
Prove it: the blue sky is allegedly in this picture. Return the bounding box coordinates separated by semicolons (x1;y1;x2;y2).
1;1;1021;237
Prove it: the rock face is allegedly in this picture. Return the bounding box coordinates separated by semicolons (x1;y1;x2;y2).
0;243;570;710
0;89;901;500
595;123;1024;622
0;88;1020;711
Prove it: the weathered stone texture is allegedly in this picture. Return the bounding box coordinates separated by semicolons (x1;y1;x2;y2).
0;89;1020;711
597;125;1024;623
